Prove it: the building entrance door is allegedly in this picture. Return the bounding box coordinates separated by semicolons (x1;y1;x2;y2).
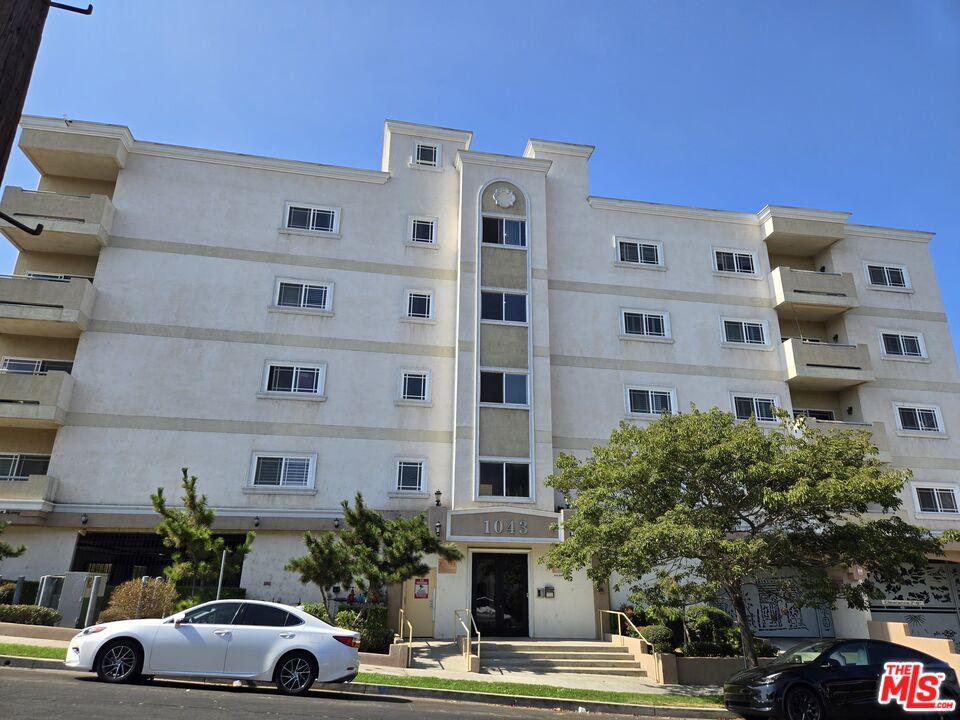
401;568;436;637
472;553;528;637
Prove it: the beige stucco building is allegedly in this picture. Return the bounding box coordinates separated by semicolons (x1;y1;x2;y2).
1;116;958;641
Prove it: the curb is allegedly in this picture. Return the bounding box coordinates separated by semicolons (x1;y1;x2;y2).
0;655;732;718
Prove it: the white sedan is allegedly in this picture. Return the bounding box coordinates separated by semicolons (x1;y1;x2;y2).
65;599;360;695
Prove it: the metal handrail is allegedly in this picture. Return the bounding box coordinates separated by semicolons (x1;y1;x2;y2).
397;608;414;667
0;273;70;282
598;609;652;648
453;608;481;665
788;267;843;277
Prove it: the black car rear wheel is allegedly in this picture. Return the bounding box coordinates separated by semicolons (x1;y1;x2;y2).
785;686;823;720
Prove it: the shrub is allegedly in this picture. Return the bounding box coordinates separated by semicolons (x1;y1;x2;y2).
754;638;779;658
300;602;330;623
680;641;728;657
0;581;14;604
641;624;674;653
98;578;178;622
334;607;394;654
0;604;61;626
173;586;246;611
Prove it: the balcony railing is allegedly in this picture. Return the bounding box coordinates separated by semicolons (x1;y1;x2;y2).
771;267;859;320
0;186;113;255
0;369;73;428
802;418;891;460
0;275;95;338
783;338;874;390
0;474;58;515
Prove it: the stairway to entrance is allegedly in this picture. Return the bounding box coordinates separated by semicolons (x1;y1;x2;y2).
480;639;647;678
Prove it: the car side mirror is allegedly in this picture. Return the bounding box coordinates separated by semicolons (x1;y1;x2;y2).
174;616;183;628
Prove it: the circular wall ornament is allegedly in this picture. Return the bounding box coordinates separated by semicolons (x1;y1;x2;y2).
492;187;517;208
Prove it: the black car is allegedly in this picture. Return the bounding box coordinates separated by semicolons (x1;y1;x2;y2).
724;638;960;719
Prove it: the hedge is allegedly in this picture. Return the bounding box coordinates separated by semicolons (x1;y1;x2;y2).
334;608;394;654
0;604;62;626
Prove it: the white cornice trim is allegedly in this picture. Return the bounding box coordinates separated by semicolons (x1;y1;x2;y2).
523;138;595;160
449;506;560;518
0;500;54;513
757;204;850;224
52;503;343;519
588;196;759;225
20;115;134;150
384;119;473;147
455;150;552;173
131;142;390;184
845;224;935;243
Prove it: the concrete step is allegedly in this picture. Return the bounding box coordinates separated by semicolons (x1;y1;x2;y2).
485;659;645;670
482;650;636;661
483;665;648;677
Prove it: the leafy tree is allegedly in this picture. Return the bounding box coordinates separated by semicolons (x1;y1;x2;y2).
0;520;25;566
545;407;949;667
287;493;462;615
284;530;352;608
151;468;254;596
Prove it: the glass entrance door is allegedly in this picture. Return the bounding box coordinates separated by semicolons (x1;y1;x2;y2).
472;553;529;637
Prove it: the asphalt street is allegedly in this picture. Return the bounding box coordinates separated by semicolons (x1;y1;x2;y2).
0;667;643;719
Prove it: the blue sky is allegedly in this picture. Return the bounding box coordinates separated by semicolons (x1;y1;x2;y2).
3;0;958;350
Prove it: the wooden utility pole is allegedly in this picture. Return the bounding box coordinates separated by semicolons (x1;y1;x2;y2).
0;0;50;184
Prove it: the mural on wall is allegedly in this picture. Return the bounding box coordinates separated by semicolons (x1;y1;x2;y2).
717;580;835;639
870;562;960;640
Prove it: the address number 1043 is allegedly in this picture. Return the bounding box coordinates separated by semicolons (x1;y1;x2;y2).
482;519;528;535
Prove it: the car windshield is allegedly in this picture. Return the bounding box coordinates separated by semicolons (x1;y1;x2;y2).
770;641;835;666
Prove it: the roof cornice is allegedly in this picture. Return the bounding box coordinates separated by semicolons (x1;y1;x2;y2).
455;150;552;173
523;138;594;160
588;196;758;225
20;114;134;150
845;224;935;243
757;204;850;224
384;119;473;147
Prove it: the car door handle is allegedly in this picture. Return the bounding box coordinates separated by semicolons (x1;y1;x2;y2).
213;629;232;637
279;632;295;639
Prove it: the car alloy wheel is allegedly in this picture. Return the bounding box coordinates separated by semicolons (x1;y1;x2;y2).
276;653;316;696
97;641;141;683
786;687;823;720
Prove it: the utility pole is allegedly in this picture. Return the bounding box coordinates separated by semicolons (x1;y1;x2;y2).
0;1;92;184
0;0;49;184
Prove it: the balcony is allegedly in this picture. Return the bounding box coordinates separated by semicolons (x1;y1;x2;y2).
802;418;891;461
758;205;849;256
0;276;95;338
783;338;874;390
19;122;130;182
0;370;73;428
0;475;58;516
0;187;113;255
771;267;859;321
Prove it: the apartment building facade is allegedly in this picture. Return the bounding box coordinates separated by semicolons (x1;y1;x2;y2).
0;116;958;641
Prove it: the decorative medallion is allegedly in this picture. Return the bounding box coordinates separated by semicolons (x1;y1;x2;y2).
492;187;517;208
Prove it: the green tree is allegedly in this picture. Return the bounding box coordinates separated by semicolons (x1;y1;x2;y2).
287;493;462;614
0;520;25;566
545;407;948;667
151;468;254;596
284;530;352;608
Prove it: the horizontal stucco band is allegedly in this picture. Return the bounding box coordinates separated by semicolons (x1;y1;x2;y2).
870;379;960;393
109;236;459;281
65;412;453;443
549;354;784;381
87;320;456;358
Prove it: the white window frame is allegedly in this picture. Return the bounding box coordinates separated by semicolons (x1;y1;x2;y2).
624;385;677;418
480;214;528;250
410;141;442;170
731;393;780;423
393;458;428;495
477;457;533;501
397;369;432;405
248;452;317;491
478;367;530;408
1;357;73;375
894;402;946;436
720;317;770;347
620;308;672;342
272;278;334;314
407;216;439;247
864;261;912;292
614;236;664;269
912;482;960;515
878;329;928;361
260;361;327;399
404;289;435;322
793;408;837;422
713;247;758;276
0;452;52;481
479;288;528;325
282;202;341;236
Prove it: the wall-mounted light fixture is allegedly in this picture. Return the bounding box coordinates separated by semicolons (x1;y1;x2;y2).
847;406;854;416
80;513;88;526
334;518;340;530
253;515;260;528
434;521;441;537
434;489;442;507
